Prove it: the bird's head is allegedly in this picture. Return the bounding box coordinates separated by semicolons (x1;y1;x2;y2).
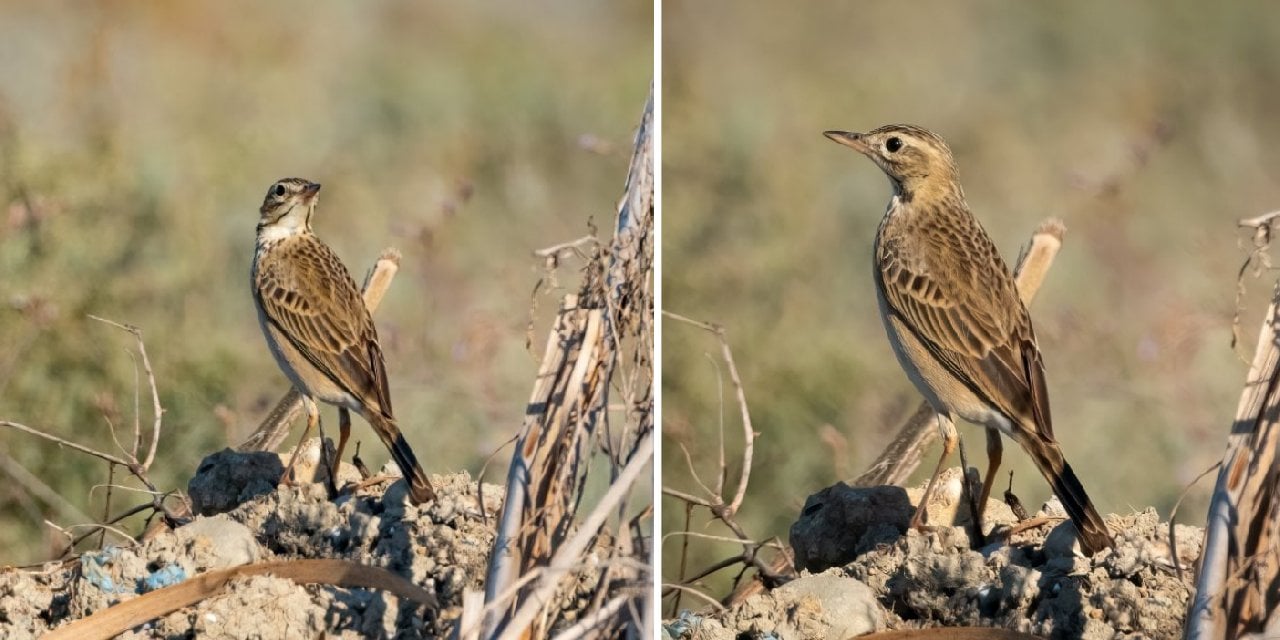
258;178;321;235
824;124;959;199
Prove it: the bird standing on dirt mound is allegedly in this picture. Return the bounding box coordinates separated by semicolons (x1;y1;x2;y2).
251;177;435;504
823;125;1113;555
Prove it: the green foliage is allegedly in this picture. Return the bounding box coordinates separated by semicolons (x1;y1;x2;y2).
0;1;651;565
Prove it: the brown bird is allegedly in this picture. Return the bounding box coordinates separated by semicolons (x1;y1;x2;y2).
824;125;1113;554
251;177;435;504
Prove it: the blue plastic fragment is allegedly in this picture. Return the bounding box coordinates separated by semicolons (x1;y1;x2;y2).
80;548;126;594
140;565;188;592
662;610;703;638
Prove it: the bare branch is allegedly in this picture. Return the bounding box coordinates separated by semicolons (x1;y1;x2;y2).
1;421;134;468
663;312;755;517
88;315;163;471
661;584;727;612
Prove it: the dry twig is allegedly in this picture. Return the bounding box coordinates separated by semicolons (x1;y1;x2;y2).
1;315;191;557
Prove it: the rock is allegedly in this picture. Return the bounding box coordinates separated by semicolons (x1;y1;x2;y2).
772;574;883;639
791;467;1029;574
789;482;912;573
174;515;261;569
188;448;285;516
187;440;365;516
706;573;884;640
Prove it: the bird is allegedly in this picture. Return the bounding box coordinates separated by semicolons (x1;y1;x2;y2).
823;125;1113;555
250;177;435;504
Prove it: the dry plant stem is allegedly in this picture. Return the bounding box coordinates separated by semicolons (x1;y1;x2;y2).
1005;515;1056;537
662;309;794;606
2;318;192;556
1233;213;1279;358
1186;274;1280;637
236;249;400;453
458;590;485;640
671;501;694;615
662;584;727;612
42;558;437;640
484;298;604;627
1237;210;1280;229
48;521;137;546
852;218;1064;487
484;87;653;640
61;501;158;551
494;433;653;640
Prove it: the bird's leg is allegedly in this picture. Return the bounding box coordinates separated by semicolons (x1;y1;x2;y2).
326;408;353;496
909;413;958;530
955;431;987;546
280;397;320;488
979;428;1003;517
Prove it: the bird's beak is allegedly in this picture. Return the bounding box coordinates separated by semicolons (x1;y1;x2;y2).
302;182;321;201
823;130;871;154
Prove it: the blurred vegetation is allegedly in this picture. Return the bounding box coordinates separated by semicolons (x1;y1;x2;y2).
0;0;650;565
662;0;1280;600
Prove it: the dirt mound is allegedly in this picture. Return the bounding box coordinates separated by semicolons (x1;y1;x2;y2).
0;446;505;639
668;470;1202;639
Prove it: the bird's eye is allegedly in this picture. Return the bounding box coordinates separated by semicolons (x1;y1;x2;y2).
273;184;287;197
885;137;903;153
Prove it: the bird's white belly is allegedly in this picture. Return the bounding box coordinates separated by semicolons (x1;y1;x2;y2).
874;284;1017;438
254;304;361;412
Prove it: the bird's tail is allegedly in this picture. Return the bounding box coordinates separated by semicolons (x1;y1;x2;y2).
1019;434;1113;555
367;412;436;504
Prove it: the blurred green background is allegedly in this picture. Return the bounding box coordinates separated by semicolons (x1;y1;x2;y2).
662;0;1280;601
0;1;650;565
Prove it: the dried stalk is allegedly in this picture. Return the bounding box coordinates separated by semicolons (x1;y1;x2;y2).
482;85;653;639
1186;219;1280;638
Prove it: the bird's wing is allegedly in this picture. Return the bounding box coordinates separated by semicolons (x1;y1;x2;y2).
877;215;1053;439
254;236;393;417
